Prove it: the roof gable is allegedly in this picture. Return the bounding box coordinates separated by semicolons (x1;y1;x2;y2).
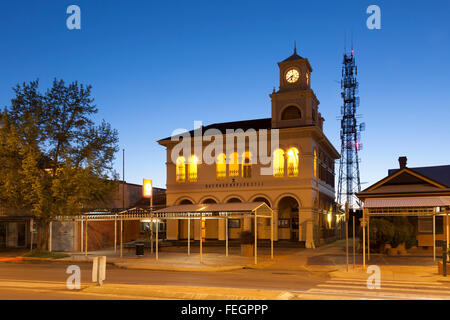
363;168;447;193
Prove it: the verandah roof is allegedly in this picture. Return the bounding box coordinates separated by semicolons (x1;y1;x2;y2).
364;197;450;209
154;202;273;219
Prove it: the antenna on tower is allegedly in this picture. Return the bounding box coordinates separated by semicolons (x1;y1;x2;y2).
337;47;363;210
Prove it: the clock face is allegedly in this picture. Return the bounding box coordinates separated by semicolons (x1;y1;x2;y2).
285;68;300;83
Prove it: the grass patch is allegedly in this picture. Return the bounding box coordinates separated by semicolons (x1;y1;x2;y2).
23;250;70;259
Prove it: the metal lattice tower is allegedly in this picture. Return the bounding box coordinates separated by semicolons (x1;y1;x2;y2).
337;49;364;209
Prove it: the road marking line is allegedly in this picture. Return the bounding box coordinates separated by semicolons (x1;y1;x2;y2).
326;280;447;289
330;278;446;286
306;288;446;300
317;284;450;294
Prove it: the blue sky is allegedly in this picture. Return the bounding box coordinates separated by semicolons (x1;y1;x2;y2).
0;1;449;188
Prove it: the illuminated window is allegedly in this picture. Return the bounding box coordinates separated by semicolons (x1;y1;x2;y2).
229;152;239;177
176;156;186;182
188;155;198;182
287;148;299;177
273;148;285;177
314;149;318;179
242;151;252;178
306;72;310;86
216;153;226;180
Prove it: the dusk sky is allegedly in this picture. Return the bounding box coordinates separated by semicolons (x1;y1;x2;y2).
0;0;449;189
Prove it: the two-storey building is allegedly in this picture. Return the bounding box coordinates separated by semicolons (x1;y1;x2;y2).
158;48;340;248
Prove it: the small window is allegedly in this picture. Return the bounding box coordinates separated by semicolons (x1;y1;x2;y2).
176;156;186;182
287;148;299;177
242;151;252;178
216;153;226;180
278;219;290;228
229;152;239;177
314;149;318;179
188;155;198;182
418;216;443;234
281;106;302;120
228;219;240;228
273;148;285;177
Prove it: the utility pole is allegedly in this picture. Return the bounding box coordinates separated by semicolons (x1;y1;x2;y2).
345;202;349;272
120;148;124;258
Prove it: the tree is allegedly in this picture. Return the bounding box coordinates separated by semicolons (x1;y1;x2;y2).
0;79;119;249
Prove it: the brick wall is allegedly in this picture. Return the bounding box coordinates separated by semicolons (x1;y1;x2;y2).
75;220;142;251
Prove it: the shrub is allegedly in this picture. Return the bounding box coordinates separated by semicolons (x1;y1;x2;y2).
360;217;417;251
23;250;70;259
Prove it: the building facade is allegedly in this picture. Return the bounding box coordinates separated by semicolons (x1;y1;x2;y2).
357;157;450;248
158;49;340;248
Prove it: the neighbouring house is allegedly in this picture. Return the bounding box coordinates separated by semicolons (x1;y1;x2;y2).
157;48;340;248
52;183;166;252
0;182;166;251
357;157;450;248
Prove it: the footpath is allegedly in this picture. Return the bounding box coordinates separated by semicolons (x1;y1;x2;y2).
1;241;449;299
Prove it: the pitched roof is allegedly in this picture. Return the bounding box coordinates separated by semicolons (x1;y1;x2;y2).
388;165;450;188
281;52;304;62
158;118;272;142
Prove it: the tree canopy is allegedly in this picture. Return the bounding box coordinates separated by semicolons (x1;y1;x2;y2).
0;79;119;223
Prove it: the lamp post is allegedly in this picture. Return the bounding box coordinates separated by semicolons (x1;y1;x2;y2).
143;179;153;255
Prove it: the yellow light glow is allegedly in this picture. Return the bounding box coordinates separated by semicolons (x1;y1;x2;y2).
176;156;186;182
142;179;152;198
188;155;198;182
216;153;226;180
287;147;299;177
273;148;285;177
229;152;239;177
314;149;318;179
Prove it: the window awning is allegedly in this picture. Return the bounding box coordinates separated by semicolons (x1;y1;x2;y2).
154;202;273;219
364;197;450;208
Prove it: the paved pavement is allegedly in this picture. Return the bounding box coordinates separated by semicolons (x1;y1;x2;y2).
1;240;450;299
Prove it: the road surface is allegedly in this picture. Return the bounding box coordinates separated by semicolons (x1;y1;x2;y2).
0;262;449;299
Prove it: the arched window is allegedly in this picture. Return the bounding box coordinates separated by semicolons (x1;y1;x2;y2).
176;156;186;182
242;151;252;178
281;106;302;120
287;148;299;177
188;155;198;182
229;152;239;177
216;153;226;180
314;149;318;179
273;148;285;177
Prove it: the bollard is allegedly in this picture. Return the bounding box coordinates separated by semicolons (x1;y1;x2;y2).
92;257;98;283
92;256;107;285
443;242;447;277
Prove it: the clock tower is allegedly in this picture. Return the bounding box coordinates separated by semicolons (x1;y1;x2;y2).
270;46;323;130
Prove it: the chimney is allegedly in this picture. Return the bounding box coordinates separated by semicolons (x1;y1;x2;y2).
398;156;407;169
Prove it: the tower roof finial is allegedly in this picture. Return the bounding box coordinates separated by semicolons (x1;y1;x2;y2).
294;41;297;54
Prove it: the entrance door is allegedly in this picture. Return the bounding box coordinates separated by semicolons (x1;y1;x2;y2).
205;219;218;239
291;216;299;241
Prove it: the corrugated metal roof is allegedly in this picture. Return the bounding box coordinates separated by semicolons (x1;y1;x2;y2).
154;202;271;214
364;197;450;208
